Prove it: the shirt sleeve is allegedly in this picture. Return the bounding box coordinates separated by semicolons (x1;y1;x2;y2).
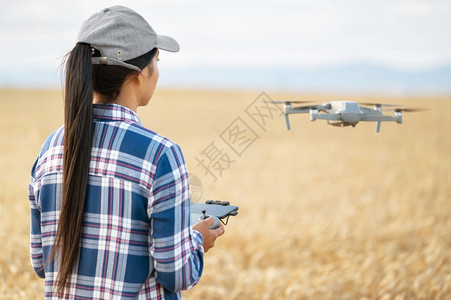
148;144;204;292
29;160;45;278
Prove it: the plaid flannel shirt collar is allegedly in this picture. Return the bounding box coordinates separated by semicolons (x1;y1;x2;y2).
93;103;142;124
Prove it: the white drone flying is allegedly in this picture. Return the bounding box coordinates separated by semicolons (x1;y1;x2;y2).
270;100;423;132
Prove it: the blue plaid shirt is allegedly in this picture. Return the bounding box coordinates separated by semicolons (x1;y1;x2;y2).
29;104;204;299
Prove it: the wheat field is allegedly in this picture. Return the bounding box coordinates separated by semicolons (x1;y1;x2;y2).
0;88;450;299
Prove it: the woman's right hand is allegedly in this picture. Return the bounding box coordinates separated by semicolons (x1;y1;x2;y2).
193;218;225;252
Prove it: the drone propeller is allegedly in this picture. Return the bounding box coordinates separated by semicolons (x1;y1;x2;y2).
360;102;426;113
359;102;401;108
393;108;427;113
263;100;313;105
292;104;329;110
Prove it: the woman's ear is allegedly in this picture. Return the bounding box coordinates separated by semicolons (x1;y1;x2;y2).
136;71;144;84
133;70;146;90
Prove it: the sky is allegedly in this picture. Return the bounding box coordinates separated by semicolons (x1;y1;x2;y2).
1;0;451;88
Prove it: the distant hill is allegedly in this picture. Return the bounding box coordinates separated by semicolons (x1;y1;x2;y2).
2;63;451;95
159;63;451;95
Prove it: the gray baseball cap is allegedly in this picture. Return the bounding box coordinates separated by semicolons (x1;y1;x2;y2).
77;5;180;72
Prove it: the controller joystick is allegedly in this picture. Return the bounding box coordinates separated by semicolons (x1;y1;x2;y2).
200;210;220;230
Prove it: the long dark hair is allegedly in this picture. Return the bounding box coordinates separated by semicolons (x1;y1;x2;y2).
50;43;157;294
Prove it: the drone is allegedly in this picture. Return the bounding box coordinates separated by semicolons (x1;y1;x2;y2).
269;100;423;132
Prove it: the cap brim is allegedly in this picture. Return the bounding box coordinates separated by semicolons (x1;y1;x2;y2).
156;35;180;52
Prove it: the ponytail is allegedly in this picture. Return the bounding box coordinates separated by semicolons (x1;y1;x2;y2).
51;42;93;294
49;44;156;294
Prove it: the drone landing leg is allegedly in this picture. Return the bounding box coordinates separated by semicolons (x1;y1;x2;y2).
284;114;291;130
376;121;381;133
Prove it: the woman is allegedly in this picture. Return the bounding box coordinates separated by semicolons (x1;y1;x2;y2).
28;6;224;299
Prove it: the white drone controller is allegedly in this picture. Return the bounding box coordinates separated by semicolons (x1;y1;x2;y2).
191;200;239;230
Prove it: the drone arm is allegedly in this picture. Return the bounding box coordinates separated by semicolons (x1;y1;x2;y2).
361;115;397;122
363;115;394;133
311;113;341;121
286;108;311;114
361;114;403;132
